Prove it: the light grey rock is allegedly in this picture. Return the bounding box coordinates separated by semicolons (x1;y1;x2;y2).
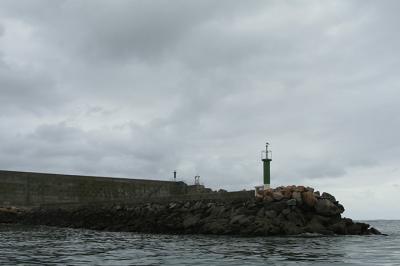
286;199;297;206
230;214;250;225
272;192;284;201
168;203;178;209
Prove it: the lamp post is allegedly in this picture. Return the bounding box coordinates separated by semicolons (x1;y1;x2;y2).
262;142;272;190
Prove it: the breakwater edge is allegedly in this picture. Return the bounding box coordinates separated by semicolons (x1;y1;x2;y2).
0;186;381;236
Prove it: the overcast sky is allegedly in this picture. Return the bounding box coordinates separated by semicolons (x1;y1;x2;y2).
0;0;399;219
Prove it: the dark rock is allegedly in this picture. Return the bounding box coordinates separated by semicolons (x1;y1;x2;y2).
306;219;333;235
282;208;291;216
337;203;345;213
230;214;251;226
311;214;337;226
208;205;225;217
266;201;287;213
369;227;381;235
282;221;303;235
269;224;281;235
315;199;342;216
191;201;203;210
321;192;336;202
253;223;272;235
247;202;257;209
202;219;228;234
286;211;306;226
265;210;277;219
183;215;201;229
330;220;347;234
2;186;383;237
256;207;265;217
347;222;364;235
0;207;20;223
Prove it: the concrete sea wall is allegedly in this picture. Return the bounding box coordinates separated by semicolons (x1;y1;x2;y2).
0;170;253;207
0;170;187;207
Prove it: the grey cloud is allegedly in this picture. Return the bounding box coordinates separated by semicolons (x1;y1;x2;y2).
0;62;67;114
0;0;400;218
0;20;67;114
0;121;183;180
0;0;269;65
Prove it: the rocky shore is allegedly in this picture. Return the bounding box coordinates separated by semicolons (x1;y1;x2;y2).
0;186;381;236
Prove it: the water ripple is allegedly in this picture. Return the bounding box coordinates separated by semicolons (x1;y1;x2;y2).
0;221;399;265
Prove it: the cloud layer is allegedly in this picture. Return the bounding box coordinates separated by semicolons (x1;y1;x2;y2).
1;0;399;218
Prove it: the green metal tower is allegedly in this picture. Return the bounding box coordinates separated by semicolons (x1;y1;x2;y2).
262;142;272;189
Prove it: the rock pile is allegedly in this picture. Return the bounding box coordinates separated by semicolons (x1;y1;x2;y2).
0;186;381;236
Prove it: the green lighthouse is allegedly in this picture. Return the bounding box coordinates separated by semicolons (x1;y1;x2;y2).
262;142;272;189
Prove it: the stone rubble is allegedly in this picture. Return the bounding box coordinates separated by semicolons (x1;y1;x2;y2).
0;186;381;236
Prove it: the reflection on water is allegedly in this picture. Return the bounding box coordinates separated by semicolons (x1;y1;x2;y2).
0;221;399;265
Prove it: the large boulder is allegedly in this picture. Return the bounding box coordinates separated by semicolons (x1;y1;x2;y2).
266;201;287;213
282;221;304;235
208;205;226;218
306;219;334;235
302;191;317;207
286;199;297;206
263;195;273;203
294;185;306;192
315;199;342;216
265;210;277;219
321;192;336;202
281;187;293;199
183;214;201;229
291;191;303;205
347;222;370;235
230;214;251;226
0;207;19;223
286;211;306;226
202;219;229;234
330;220;347;234
272;191;284;201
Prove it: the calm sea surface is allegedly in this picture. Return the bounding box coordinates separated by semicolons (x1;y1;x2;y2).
0;220;399;265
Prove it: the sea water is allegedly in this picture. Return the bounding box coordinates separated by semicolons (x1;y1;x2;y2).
0;220;399;265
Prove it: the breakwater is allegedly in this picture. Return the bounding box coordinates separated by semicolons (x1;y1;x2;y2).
0;186;381;236
0;170;188;207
